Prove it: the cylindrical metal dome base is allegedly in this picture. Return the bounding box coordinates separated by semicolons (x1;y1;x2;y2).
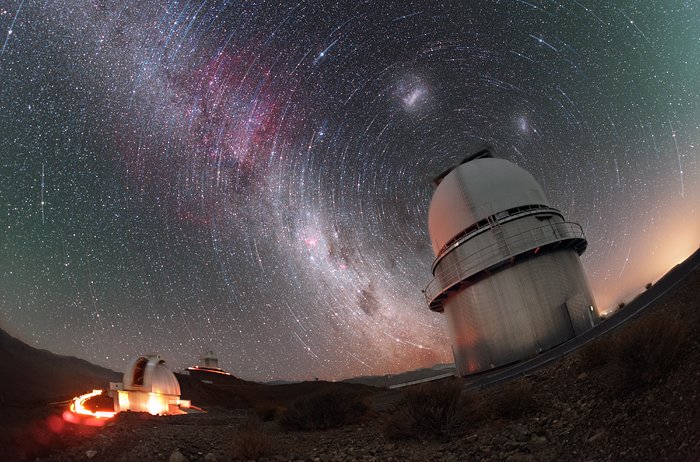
443;249;597;375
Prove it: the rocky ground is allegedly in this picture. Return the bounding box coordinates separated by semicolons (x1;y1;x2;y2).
5;264;699;462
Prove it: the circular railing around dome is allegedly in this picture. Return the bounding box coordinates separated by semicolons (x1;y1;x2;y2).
432;204;562;270
424;222;586;310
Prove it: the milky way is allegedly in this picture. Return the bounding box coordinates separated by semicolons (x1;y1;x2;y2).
0;1;697;381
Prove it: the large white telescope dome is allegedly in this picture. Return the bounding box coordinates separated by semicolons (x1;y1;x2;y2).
428;157;549;255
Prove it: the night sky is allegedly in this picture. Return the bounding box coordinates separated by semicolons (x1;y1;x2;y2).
0;1;697;381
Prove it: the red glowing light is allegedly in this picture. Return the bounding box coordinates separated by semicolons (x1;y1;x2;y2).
186;366;232;376
62;389;115;426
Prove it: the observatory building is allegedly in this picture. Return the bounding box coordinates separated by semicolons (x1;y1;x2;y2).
186;350;232;384
109;355;190;415
425;148;600;376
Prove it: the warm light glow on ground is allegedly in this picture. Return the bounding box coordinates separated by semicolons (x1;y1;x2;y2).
62;389;116;426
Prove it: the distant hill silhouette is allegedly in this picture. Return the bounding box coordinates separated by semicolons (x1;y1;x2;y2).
0;328;120;405
177;371;376;409
342;363;456;388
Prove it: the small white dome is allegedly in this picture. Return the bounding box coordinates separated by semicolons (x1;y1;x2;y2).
123;355;181;396
428;158;549;255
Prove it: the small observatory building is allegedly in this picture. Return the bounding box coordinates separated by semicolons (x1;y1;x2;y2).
425;148;600;376
109;355;190;415
201;350;219;369
186;350;232;384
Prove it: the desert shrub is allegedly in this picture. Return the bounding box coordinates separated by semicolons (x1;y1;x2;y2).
232;418;273;460
490;380;535;420
608;313;687;391
382;379;481;440
577;336;615;370
278;389;368;431
254;402;281;422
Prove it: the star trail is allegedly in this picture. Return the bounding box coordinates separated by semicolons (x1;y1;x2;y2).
0;1;697;381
